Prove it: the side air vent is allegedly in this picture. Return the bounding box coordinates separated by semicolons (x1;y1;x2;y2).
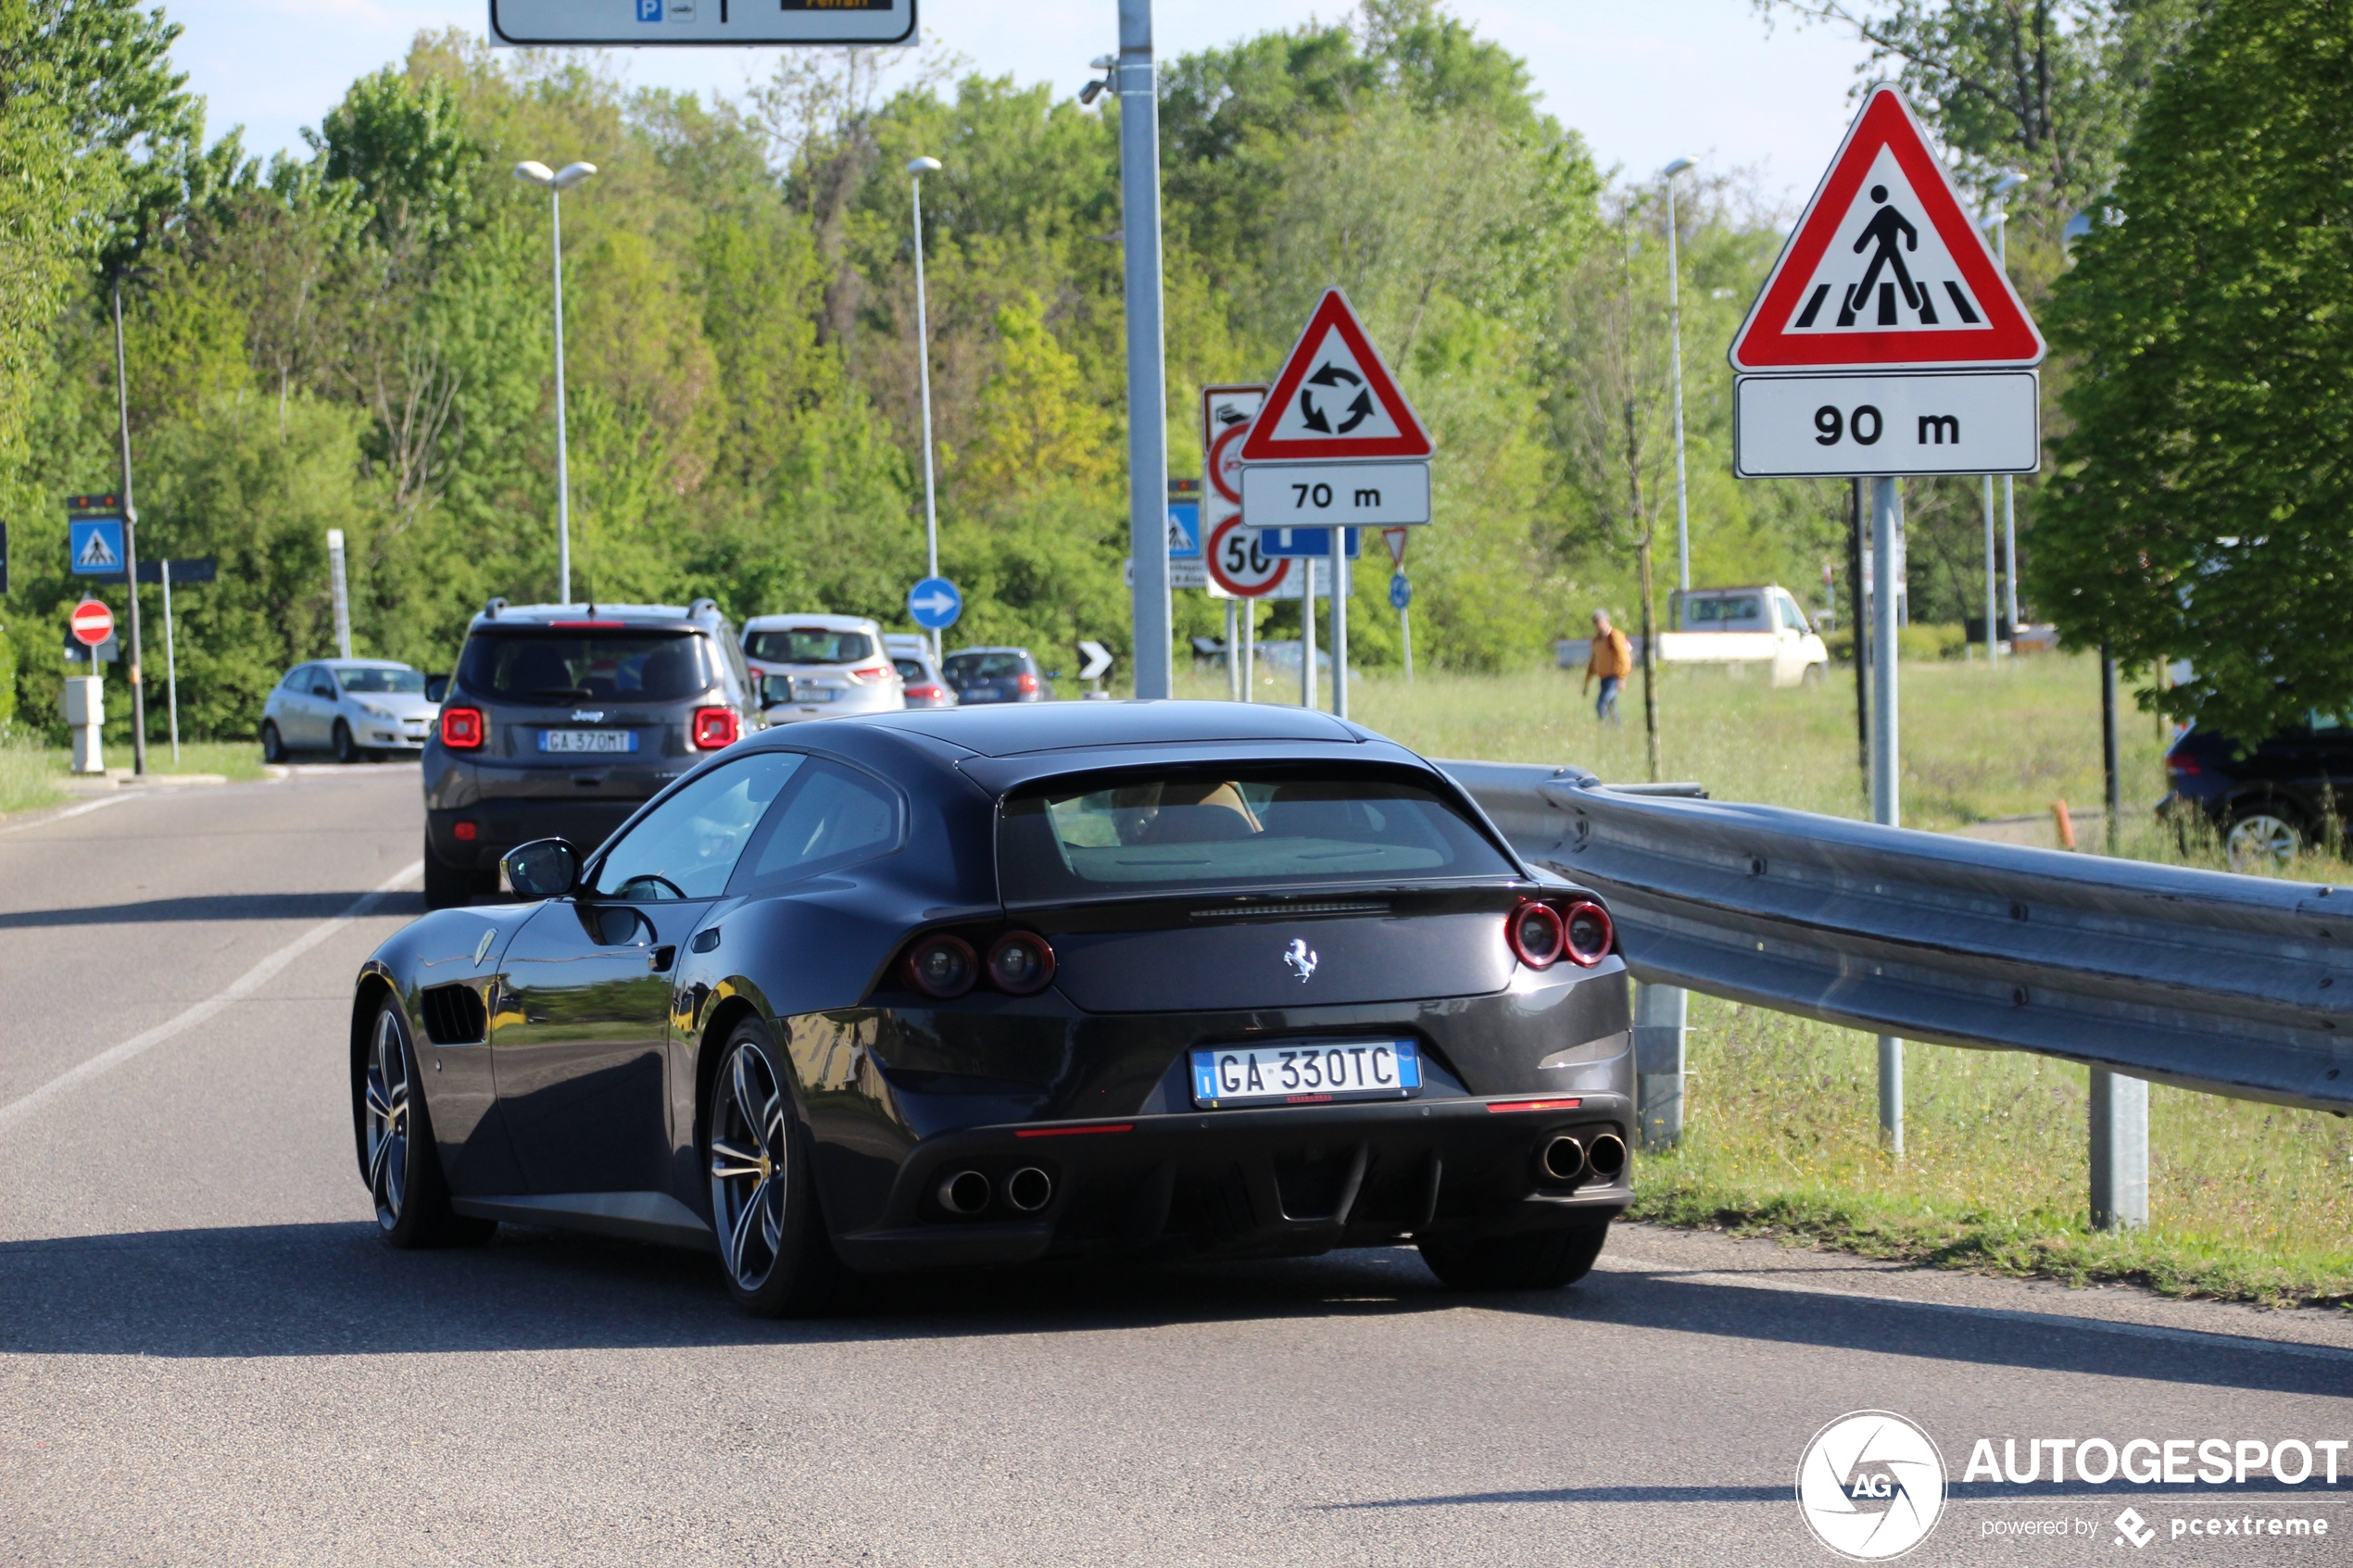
419;983;488;1046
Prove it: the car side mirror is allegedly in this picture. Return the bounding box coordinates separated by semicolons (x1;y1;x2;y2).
314;682;337;699
500;838;581;899
761;674;792;706
425;676;448;703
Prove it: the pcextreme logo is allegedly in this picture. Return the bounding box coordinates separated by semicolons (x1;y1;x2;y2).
1797;1411;1948;1561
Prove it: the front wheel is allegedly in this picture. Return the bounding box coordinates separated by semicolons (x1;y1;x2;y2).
1419;1218;1613;1290
2226;804;2304;872
333;719;361;764
362;998;496;1248
707;1021;845;1317
260;721;286;764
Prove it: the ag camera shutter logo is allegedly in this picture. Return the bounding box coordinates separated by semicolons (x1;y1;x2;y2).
1796;1411;1947;1560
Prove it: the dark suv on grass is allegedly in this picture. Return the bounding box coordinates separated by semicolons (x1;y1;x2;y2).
421;599;764;908
2162;710;2353;870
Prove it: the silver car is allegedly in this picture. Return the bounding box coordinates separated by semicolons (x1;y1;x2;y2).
743;613;907;725
260;659;437;763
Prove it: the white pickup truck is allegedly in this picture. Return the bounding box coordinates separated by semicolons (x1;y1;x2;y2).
1554;583;1831;688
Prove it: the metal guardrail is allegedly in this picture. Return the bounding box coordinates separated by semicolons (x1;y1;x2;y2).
1442;760;2353;1116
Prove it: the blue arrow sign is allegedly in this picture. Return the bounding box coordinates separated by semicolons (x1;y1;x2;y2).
1257;527;1363;559
906;576;963;631
69;517;124;577
1390;572;1411;611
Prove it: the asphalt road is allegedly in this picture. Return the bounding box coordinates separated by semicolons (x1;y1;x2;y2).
3;766;2349;1566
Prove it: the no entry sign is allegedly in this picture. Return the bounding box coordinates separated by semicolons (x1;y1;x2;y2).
69;598;114;647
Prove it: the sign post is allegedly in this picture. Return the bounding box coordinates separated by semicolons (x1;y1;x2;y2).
1730;84;2048;1165
66;599;114;775
1238;290;1433;718
1382;527;1411;684
1203;384;1265;701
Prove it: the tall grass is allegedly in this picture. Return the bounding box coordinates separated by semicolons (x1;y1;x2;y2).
0;730;64;816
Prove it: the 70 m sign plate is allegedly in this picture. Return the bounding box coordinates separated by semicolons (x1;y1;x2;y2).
1239;461;1430;526
1733;370;2040;478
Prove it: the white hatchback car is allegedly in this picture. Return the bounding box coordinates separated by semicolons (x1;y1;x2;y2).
742;614;907;724
260;659;438;763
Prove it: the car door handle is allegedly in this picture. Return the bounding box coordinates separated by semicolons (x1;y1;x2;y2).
649;945;677;972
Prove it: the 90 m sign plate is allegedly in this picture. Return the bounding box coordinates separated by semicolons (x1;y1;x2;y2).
1190;1039;1423;1109
489;0;914;47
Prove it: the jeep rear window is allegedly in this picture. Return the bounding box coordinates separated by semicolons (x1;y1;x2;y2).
746;629;874;665
457;631;711;702
998;769;1514;901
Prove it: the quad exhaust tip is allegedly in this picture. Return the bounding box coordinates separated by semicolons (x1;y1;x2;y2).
937;1170;991;1216
1005;1166;1054;1212
1539;1135;1587;1184
1587;1132;1629;1181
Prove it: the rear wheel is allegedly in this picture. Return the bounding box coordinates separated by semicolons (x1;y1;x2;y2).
1418;1218;1613;1291
422;838;473;909
259;721;285;764
707;1020;844;1317
364;998;495;1248
333;719;361;764
2226;803;2303;872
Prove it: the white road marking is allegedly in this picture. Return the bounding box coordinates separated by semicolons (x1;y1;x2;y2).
0;794;132;838
0;859;423;1133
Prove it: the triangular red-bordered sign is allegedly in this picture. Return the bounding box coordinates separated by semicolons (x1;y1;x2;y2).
1239;288;1434;461
1731;87;2044;372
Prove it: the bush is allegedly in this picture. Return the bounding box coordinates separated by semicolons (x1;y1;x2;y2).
1823;624;1966;663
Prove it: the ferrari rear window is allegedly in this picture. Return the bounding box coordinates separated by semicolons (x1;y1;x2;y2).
998;769;1513;902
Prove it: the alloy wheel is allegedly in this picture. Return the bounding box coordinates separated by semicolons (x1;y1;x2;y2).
364;1007;411;1228
709;1043;788;1293
2227;812;2300;872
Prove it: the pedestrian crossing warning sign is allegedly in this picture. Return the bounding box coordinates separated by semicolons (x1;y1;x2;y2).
1730;87;2044;372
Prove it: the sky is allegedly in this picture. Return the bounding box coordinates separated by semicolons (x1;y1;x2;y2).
166;0;1877;205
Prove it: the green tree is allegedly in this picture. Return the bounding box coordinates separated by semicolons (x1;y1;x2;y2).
2035;0;2353;742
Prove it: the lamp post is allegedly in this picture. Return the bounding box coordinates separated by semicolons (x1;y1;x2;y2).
513;159;598;605
908;155;945;665
1663;156;1697;596
1986;171;2026;636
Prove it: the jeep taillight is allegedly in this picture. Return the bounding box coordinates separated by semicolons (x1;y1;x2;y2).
1016;672;1039;695
440;707;484;749
692;707;740;749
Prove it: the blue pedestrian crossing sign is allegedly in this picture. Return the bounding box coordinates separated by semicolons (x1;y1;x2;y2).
907;576;963;631
1390;572;1411;611
1166;501;1201;559
69;517;124;576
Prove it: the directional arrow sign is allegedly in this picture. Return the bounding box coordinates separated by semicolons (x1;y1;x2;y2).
1076;640;1114;681
906;576;963;631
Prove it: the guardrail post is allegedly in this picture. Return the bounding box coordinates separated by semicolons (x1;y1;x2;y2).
2089;1069;2148;1230
1633;982;1688;1149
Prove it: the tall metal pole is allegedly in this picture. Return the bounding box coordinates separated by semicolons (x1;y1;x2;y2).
1666;173;1692;593
550;186;573;606
1994;207;2020;632
911;162;944;665
1239;596;1254;700
110;272;148;776
1848;477;1869;784
1301;558;1317;711
1223;597;1239;700
1869;475;1904;1154
1117;0;1172;699
1329;531;1348;718
2101;644;2122;853
160;560;179;763
1982;473;1999;663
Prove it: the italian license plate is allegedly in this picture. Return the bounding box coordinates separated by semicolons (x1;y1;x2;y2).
792;683;838;703
540;729;636;754
1190;1039;1422;1109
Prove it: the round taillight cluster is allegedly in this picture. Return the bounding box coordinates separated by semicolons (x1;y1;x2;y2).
1506;897;1615;970
903;931;1058;999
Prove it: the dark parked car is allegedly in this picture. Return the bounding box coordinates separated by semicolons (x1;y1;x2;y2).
420;599;764;909
943;646;1052;704
350;701;1633;1317
2163;711;2353;869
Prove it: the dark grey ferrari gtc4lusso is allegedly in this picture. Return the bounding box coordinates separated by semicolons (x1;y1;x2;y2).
349;701;1634;1316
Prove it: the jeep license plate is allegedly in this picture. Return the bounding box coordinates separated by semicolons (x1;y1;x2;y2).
541;729;636;753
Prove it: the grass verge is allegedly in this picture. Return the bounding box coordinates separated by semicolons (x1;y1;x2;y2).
0;732;64;816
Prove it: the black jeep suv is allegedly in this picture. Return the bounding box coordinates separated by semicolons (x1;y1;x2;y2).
422;599;765;908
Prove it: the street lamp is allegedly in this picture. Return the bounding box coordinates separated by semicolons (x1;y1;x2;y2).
514;159;598;605
1985;171;2027;638
907;155;945;664
1663;156;1698;596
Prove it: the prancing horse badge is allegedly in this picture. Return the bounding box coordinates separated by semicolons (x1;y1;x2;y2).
1283;938;1318;983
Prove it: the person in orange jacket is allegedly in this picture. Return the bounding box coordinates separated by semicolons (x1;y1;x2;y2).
1582;609;1632;724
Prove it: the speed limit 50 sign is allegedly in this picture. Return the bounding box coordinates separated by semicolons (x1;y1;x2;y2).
1204;518;1291;597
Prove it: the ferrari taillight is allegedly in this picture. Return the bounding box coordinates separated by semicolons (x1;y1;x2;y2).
904;935;978;998
986;932;1057;995
1505;899;1567;969
692;707;740;749
440;707;484;749
1562;899;1615;968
